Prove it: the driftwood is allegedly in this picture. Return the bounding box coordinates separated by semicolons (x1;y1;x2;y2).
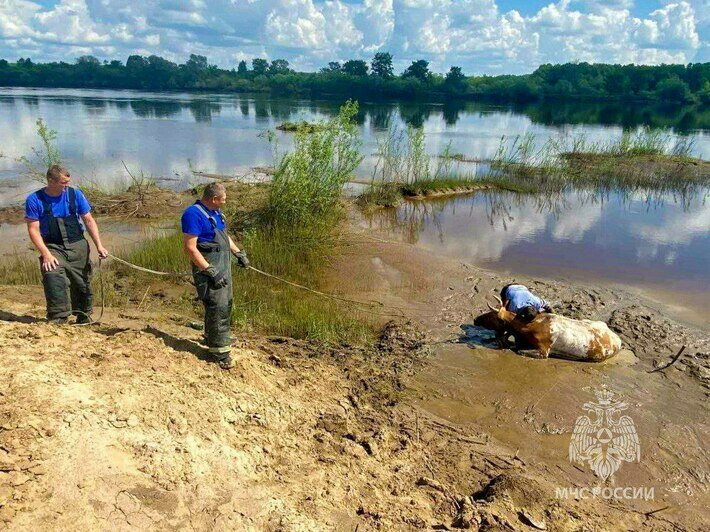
647;345;686;373
645;505;670;517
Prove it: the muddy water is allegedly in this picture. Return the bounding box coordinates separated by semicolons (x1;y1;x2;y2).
364;190;710;327
410;342;709;510
353;188;710;517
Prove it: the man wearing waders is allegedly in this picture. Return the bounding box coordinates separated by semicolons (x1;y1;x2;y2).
25;165;109;324
181;183;249;370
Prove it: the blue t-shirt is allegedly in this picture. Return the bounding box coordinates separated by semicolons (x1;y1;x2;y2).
503;284;550;313
181;202;226;243
25;187;91;237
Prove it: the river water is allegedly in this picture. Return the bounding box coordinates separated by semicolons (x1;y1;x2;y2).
362;190;709;326
0;88;708;322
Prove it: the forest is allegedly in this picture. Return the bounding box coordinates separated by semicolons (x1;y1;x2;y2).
0;53;708;104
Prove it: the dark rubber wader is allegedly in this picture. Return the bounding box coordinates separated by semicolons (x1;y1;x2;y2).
191;203;233;359
38;187;92;320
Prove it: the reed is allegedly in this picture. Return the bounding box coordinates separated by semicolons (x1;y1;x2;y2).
0;254;41;285
104;225;374;342
264;100;362;233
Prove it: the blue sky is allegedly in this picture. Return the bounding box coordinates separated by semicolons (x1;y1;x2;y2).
497;0;661;16
0;1;706;75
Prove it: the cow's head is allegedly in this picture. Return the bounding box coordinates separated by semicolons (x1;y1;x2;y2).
473;310;506;332
486;295;517;324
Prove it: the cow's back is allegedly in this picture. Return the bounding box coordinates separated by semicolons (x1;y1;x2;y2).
583;320;622;361
548;316;591;359
547;316;620;361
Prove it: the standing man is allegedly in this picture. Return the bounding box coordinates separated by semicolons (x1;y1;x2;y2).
25;165;108;324
181;183;249;370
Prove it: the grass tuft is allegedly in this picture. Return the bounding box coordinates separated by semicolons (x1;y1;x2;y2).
276;121;323;133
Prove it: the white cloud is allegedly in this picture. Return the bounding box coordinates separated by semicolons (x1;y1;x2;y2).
0;0;42;40
265;0;327;49
35;0;111;45
322;1;363;48
631;201;710;246
648;1;699;50
0;0;704;73
551;203;601;243
356;0;394;52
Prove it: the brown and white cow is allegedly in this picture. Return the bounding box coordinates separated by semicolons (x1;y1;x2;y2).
473;310;511;347
486;297;622;361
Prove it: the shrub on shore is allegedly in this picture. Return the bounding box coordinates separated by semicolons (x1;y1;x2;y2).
264;100;362;232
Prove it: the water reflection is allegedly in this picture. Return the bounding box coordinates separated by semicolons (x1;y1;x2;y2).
188;100;221;123
0;89;707;134
398;102;434;129
130;99;183;119
364;190;710;303
0;88;707;200
239;100;249;117
81;98;107;115
512;101;710;133
442;101;465;126
22;96;38;107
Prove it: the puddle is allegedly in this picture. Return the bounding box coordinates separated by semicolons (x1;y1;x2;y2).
459;323;499;348
410;342;709;501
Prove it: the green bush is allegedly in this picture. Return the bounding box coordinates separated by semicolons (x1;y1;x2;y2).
265;100;362;231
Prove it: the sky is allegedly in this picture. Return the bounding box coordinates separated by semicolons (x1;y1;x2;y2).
0;0;707;75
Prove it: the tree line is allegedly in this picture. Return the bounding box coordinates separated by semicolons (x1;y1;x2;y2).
1;53;708;104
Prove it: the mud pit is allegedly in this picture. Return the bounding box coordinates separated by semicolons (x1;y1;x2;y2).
335;219;710;530
1;212;709;530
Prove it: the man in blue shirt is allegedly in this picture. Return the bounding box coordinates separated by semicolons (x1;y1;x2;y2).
500;284;552;314
25;165;108;323
182;182;249;370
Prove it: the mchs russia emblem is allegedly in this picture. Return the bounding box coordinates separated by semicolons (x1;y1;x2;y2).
569;386;640;480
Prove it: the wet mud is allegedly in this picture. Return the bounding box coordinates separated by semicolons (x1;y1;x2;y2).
0;202;708;530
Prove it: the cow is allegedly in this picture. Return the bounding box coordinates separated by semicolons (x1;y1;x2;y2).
474;305;542;349
473;310;511;347
486;296;622;362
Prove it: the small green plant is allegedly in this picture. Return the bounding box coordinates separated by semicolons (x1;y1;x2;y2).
265;100;362;231
670;136;696;158
276;121;323;133
371;125;443;185
18;118;62;182
357;181;403;208
408;126;428;182
400;177;483;196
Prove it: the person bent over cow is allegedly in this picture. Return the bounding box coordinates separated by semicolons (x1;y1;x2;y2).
474;284;621;361
25;165;108;324
488;294;621;361
181;183;249;370
474;284;551;348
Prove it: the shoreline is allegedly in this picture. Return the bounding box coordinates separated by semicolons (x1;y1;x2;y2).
1;181;708;331
1;197;708;528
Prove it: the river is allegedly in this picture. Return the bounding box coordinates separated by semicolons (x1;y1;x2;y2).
0;88;708;324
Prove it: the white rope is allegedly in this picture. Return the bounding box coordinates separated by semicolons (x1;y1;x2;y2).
107;253;192;277
106;253;411;318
